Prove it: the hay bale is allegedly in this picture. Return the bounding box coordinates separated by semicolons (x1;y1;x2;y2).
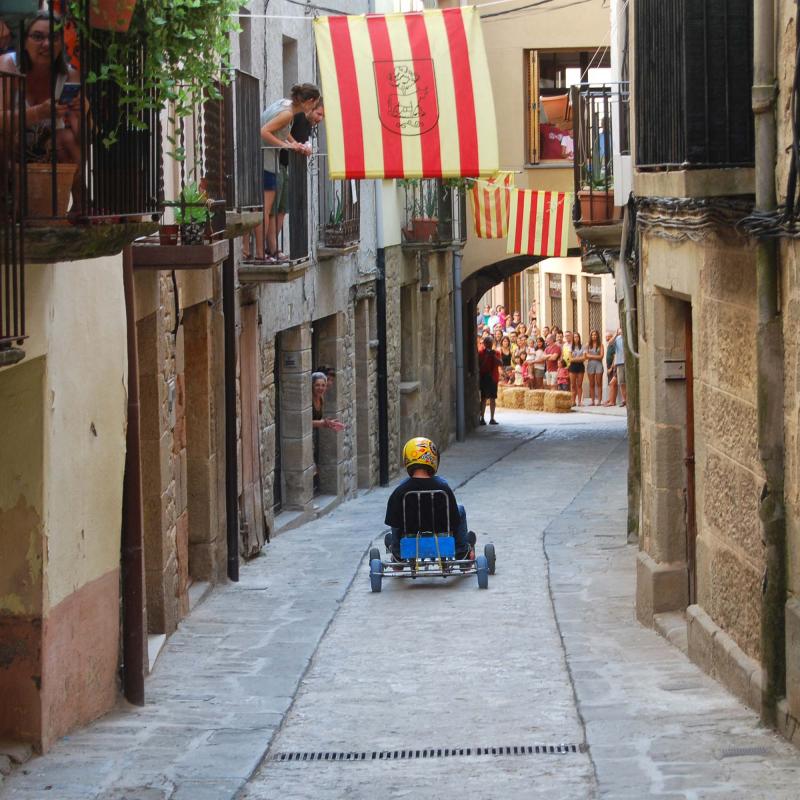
504;387;526;409
496;384;506;407
543;390;572;413
525;389;547;411
553;391;573;412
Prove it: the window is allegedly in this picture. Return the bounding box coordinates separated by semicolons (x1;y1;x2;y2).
525;49;611;165
635;0;753;169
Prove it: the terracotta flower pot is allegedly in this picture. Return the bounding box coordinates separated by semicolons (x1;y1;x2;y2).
159;224;179;246
578;190;615;224
26;162;77;221
89;0;137;32
410;217;438;243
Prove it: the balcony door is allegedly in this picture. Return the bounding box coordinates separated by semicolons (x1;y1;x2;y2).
239;302;266;556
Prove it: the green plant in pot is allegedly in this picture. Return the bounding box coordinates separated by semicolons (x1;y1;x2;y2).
412;180;439;243
171;182;210;245
67;0;240;149
578;168;615;224
324;190;345;247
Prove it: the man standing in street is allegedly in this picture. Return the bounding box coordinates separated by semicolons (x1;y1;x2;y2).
479;336;502;425
613;328;627;407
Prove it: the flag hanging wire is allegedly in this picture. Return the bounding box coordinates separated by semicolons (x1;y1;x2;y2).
232;0;607;20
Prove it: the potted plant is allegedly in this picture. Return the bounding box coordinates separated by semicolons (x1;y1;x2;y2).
23;126;77;221
410;180;439;242
88;0;137;32
67;0;239;149
578;171;616;224
170;182;210;245
324;190;346;247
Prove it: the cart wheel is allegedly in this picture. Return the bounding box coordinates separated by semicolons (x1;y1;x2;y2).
484;543;496;575
369;547;381;564
476;555;489;589
370;558;384;593
468;530;477;546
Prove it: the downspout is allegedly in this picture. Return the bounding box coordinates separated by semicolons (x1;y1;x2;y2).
223;242;240;581
376;247;390;486
753;0;785;727
121;245;145;705
453;249;465;442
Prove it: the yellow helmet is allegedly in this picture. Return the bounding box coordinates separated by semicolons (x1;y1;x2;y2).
402;437;440;475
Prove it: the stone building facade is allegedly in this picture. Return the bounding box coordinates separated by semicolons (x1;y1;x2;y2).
629;0;800;746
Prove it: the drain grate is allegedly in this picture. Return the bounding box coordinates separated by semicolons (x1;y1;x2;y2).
272;744;584;763
719;746;772;759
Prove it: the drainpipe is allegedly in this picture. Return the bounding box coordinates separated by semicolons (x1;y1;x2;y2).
223;242;240;581
753;0;785;727
376;247;390;486
121;245;145;705
453;249;465;442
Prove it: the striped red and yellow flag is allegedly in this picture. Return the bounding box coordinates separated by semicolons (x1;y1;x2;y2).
313;7;498;180
469;172;515;239
506;190;574;258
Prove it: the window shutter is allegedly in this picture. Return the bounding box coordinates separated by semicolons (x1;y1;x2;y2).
526;50;540;164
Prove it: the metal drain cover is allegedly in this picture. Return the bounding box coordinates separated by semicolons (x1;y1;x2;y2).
272;744;585;763
719;746;772;759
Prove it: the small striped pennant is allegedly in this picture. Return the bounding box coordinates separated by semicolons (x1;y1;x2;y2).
506;189;574;258
469;172;515;239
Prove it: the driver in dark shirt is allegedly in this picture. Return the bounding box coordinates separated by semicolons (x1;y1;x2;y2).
384;437;472;560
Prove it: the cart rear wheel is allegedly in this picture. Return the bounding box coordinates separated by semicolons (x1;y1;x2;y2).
369;547;381;564
476;555;489;589
484;543;496;575
370;558;384;593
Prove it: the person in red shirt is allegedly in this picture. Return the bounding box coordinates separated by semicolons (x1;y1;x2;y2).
478;336;502;425
544;334;561;387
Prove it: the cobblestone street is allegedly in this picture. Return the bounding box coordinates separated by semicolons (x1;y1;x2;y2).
4;411;800;799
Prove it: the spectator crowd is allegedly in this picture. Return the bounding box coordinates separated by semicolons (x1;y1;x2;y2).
476;303;627;425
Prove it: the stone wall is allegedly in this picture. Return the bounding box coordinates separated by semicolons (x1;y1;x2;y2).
637;230;763;664
134;267;224;637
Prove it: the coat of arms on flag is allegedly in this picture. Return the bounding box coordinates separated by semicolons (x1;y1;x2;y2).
469;172;515;239
314;7;498;180
506;190;574;258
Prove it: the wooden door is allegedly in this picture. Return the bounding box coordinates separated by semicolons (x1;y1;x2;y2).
684;311;697;604
239;303;265;556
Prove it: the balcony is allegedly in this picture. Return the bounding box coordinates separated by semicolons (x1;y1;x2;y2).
239;147;311;283
571;83;628;256
317;153;360;258
399;179;468;251
0;70;25;365
224;69;263;234
134;71;262;271
634;0;753;172
4;7;163;263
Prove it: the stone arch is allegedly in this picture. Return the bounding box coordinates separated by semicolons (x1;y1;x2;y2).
460;252;580;427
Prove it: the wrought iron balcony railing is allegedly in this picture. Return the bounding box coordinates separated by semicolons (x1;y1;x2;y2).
571;82;628;226
318;153;360;249
635;0;753;170
245;147;309;264
400;179;467;248
224;69;262;213
0;69;25;357
5;5;162;225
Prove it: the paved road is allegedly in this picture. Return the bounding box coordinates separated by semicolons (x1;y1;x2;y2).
4;410;800;799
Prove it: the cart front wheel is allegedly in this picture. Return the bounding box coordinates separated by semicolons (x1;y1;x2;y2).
484;543;496;575
370;558;384;593
476;555;489;589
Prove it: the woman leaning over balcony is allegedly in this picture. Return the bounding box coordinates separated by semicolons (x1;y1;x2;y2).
0;12;84;172
254;82;320;263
